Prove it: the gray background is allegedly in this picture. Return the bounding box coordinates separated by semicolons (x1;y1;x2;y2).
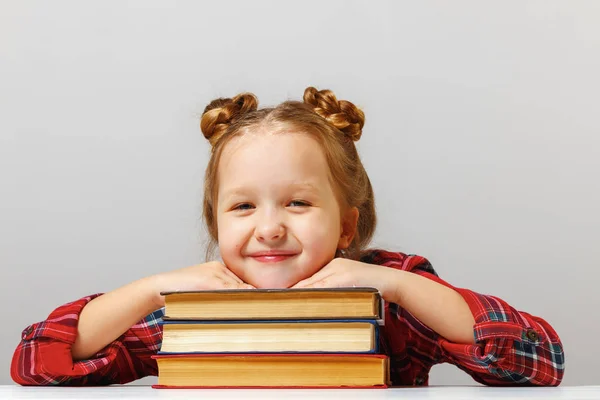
1;0;598;387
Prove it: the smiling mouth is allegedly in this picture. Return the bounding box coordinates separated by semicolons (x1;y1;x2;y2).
249;254;298;263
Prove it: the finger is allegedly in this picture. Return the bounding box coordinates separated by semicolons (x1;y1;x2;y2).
291;279;312;288
218;276;255;290
293;278;332;289
217;278;241;289
219;268;255;289
218;265;244;283
291;270;333;288
291;274;322;288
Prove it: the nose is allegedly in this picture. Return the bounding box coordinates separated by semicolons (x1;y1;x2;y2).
254;209;286;243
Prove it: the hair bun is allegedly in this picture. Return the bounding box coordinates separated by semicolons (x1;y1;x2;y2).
303;87;365;141
200;93;258;146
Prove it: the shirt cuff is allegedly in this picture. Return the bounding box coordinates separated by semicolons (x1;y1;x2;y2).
19;294;114;379
453;287;545;347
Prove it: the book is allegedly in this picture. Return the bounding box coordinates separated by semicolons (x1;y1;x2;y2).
152;353;389;388
161;287;383;321
159;319;379;354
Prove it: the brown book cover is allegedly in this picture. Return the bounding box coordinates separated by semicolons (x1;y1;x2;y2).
161;287;383;322
151;353;390;388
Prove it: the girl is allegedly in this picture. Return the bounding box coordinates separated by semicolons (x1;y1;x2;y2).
11;87;564;387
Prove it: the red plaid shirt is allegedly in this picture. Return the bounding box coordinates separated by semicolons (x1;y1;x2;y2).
10;250;564;386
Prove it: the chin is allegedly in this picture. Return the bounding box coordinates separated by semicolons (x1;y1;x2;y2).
248;275;299;290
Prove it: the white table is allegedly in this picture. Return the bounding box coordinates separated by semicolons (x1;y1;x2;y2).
1;385;599;399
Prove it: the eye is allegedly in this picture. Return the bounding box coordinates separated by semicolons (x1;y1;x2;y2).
288;200;310;207
233;203;254;211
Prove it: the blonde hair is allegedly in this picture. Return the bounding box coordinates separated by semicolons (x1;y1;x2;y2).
200;87;376;260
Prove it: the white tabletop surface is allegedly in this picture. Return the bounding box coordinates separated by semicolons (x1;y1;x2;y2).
1;385;599;399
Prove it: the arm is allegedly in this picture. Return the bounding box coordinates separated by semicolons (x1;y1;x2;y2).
71;277;160;360
292;256;475;344
384;268;475;345
72;260;252;360
11;292;162;386
437;281;565;386
292;251;565;386
12;261;252;386
388;254;565;386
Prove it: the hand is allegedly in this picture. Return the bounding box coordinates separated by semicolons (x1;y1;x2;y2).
291;258;402;302
147;261;254;308
293;258;477;344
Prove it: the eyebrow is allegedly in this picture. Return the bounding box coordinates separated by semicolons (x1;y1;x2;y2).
220;182;321;200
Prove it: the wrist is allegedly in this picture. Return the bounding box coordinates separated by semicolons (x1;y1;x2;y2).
379;268;406;304
138;275;165;310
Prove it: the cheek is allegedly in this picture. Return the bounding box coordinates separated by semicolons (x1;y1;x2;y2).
218;217;249;253
297;213;340;253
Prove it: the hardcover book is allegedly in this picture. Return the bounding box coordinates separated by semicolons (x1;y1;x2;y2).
159;319;379;354
152;353;390;388
161;287;383;321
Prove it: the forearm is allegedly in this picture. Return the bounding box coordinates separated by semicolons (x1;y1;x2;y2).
386;269;476;344
71;277;160;361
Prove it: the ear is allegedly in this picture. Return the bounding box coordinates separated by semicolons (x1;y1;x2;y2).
337;207;360;250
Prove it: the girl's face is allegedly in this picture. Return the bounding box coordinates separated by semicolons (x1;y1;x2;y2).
216;131;357;288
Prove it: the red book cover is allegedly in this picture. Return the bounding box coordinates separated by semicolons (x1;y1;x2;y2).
152;385;388;389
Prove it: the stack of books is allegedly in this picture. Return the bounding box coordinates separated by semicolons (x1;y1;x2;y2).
152;287;389;388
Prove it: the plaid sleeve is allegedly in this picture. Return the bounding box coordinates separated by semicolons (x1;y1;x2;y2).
10;294;163;386
411;261;565;386
370;250;564;386
441;284;565;386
